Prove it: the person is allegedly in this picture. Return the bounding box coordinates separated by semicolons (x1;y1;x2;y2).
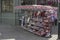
54;11;57;26
51;11;57;26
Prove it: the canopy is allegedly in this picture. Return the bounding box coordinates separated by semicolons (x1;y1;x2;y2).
15;5;58;11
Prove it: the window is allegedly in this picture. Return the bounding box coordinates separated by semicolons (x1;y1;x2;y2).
46;0;58;7
1;0;13;12
21;0;35;5
37;0;46;5
37;0;58;7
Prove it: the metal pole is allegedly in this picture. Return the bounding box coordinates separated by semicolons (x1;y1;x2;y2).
58;0;60;39
1;0;2;24
58;0;59;20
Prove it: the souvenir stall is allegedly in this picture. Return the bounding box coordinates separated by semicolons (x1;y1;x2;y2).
15;5;58;38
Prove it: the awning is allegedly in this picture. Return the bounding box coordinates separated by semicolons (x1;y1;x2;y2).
15;5;58;11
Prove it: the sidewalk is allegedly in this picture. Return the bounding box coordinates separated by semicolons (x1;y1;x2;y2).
0;24;58;40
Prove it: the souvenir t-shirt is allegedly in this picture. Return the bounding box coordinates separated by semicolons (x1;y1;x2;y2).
40;11;46;17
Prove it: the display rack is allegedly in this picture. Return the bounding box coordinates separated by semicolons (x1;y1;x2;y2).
15;5;58;38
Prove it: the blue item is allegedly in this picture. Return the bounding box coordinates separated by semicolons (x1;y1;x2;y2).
51;16;56;22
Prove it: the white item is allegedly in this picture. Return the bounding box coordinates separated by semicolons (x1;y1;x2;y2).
27;17;30;23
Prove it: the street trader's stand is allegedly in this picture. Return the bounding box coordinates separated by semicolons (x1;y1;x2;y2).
15;5;58;38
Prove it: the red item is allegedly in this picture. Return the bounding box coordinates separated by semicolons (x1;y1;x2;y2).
40;11;46;17
34;12;37;17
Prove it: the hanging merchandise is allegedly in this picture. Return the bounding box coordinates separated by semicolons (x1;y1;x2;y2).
47;0;53;5
15;5;58;38
40;11;46;17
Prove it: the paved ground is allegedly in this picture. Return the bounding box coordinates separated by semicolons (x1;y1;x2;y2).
0;24;58;40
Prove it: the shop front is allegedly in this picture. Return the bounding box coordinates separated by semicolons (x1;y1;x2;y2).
15;5;58;37
0;0;59;38
15;0;58;25
0;0;59;26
